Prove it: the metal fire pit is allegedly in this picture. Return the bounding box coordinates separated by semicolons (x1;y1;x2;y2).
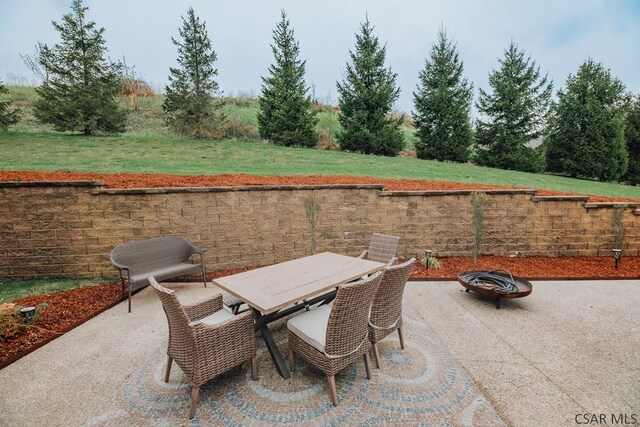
457;270;532;309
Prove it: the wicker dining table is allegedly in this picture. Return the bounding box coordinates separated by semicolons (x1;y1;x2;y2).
212;252;386;379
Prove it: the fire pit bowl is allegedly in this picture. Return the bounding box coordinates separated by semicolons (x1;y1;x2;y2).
457;270;532;309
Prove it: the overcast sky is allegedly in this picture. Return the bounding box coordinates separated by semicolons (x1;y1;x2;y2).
1;0;639;113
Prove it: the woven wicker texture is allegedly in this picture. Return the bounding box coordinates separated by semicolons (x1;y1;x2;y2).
148;277;256;389
289;271;383;377
111;236;207;312
369;258;416;345
358;233;400;264
110;236;205;291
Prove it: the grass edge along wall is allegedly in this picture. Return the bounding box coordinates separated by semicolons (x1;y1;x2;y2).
0;182;638;279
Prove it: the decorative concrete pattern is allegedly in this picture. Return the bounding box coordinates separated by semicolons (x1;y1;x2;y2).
87;314;504;426
2;281;636;426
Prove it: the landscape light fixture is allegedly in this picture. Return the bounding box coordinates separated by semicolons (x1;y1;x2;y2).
20;306;36;319
612;249;622;269
424;250;432;269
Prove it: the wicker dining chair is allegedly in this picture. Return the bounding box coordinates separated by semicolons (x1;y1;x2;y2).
358;233;400;266
287;271;383;406
148;277;258;419
368;258;416;369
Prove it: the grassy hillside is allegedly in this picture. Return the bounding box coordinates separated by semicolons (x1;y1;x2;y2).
1;86;640;200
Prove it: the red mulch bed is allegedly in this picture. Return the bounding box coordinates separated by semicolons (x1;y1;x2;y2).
409;255;640;280
0;282;121;369
1;170;638;203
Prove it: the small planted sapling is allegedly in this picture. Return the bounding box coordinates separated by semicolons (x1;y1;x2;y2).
471;191;485;265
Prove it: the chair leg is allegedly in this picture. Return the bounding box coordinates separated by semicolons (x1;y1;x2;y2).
164;356;173;382
372;343;381;369
202;266;207;288
188;386;200;419
251;356;258;380
327;375;338;406
398;328;405;349
363;352;371;379
128;284;132;313
289;348;296;373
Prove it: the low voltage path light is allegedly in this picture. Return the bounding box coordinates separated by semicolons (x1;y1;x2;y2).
612;249;622;269
424;250;432;269
19;306;36;319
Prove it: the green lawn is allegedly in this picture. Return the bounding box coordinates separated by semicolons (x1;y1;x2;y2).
0;278;109;302
2;85;640;200
2;130;640;200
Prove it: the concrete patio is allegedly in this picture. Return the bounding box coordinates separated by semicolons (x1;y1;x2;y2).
0;279;638;426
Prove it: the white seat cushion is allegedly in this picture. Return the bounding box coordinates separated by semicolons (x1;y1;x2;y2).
223;294;243;306
286;304;332;353
196;309;235;326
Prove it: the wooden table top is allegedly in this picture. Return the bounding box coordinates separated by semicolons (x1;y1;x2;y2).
213;252;385;314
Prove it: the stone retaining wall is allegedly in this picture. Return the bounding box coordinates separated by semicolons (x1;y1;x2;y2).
1;181;638;279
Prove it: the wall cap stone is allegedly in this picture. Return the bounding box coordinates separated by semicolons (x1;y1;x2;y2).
0;180;103;188
379;189;536;197
584;202;640;209
531;196;589;202
90;184;386;195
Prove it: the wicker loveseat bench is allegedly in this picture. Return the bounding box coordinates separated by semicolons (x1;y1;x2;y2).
110;236;207;312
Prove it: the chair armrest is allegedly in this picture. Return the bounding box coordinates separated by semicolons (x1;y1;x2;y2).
186;240;206;256
385;257;399;267
192;310;256;354
184;294;223;321
357;250;368;259
187;242;206;266
114;265;130;279
109;254;129;272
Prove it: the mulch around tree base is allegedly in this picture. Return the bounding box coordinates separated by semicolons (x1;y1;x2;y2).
2;255;638;370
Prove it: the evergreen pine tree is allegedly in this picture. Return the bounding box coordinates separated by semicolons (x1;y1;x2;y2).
32;0;126;135
258;10;318;148
163;7;225;138
624;96;640;184
413;28;473;162
0;77;20;130
337;17;404;157
475;42;552;172
546;59;628;181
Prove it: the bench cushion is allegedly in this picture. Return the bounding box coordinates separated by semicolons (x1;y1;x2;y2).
194;309;235;326
129;263;203;288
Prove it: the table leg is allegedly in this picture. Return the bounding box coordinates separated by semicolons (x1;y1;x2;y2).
250;291;336;379
252;309;291;379
495;296;501;309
